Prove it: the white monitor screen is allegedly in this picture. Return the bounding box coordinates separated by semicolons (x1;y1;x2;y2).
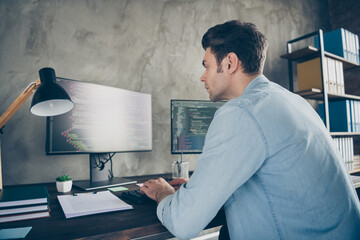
46;78;152;154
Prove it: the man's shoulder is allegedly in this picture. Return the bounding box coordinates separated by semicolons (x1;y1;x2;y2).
216;100;244;115
212;100;254;124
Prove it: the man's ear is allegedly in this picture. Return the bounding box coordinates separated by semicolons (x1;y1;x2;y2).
226;52;240;74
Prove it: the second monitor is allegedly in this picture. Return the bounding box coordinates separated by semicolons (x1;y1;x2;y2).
171;100;225;154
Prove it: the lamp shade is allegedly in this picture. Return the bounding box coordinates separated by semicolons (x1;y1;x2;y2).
30;68;74;116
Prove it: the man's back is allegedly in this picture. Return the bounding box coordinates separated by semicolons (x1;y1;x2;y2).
223;75;360;239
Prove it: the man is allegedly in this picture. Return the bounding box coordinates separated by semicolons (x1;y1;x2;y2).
140;20;360;239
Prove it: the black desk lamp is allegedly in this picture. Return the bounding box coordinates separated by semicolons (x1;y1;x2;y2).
0;67;74;191
30;68;74;116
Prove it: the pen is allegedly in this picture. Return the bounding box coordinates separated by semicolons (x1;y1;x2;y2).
72;191;97;196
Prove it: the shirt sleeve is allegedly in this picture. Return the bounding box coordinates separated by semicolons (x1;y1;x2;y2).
156;104;267;239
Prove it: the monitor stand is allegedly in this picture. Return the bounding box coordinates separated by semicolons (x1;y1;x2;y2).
73;177;136;191
73;153;137;191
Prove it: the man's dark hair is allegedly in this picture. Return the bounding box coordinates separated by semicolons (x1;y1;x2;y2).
201;20;267;75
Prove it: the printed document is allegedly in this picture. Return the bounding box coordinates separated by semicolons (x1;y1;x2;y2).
57;190;133;218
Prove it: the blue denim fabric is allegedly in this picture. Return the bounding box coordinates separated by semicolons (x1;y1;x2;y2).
157;75;360;239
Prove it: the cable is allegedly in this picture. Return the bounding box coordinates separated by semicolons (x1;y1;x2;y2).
92;153;115;172
105;153;115;179
108;153;114;179
90;153;116;180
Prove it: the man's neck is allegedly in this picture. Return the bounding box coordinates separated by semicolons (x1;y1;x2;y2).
230;72;261;99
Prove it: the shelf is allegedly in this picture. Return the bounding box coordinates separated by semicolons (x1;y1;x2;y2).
281;46;360;71
351;175;360;188
350;169;360;175
330;132;360;137
295;88;360;101
284;31;360;181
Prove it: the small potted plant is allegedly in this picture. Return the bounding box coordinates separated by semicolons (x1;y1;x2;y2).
56;175;73;193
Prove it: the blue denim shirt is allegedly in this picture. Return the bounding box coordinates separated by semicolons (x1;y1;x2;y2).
157;75;360;239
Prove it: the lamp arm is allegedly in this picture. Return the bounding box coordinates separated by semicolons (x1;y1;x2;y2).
0;78;41;131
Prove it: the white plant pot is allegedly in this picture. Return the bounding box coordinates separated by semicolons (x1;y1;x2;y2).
56;180;73;193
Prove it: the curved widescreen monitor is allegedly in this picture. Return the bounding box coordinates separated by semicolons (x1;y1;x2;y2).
46;78;152;154
171;100;225;154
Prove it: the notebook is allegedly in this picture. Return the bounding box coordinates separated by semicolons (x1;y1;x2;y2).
0;210;50;223
0;185;49;208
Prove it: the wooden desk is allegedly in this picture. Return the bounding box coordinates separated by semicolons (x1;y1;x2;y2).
1;174;226;240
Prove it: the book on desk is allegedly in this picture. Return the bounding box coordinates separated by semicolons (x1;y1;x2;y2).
0;185;50;223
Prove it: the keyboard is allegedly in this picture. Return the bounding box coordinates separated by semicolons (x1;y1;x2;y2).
121;190;152;204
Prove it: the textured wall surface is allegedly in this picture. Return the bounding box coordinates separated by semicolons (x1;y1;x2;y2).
0;0;330;185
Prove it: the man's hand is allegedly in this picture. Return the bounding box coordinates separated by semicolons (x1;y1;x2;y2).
169;177;189;191
140;178;175;204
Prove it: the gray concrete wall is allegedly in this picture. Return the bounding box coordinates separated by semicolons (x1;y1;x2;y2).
0;0;330;185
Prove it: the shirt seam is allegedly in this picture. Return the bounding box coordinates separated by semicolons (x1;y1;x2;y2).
255;173;284;240
231;104;269;159
229;103;285;237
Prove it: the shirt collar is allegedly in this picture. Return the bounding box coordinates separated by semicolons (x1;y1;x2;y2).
226;74;268;105
242;74;268;96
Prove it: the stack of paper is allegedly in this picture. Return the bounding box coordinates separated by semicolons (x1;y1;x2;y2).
57;190;133;218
